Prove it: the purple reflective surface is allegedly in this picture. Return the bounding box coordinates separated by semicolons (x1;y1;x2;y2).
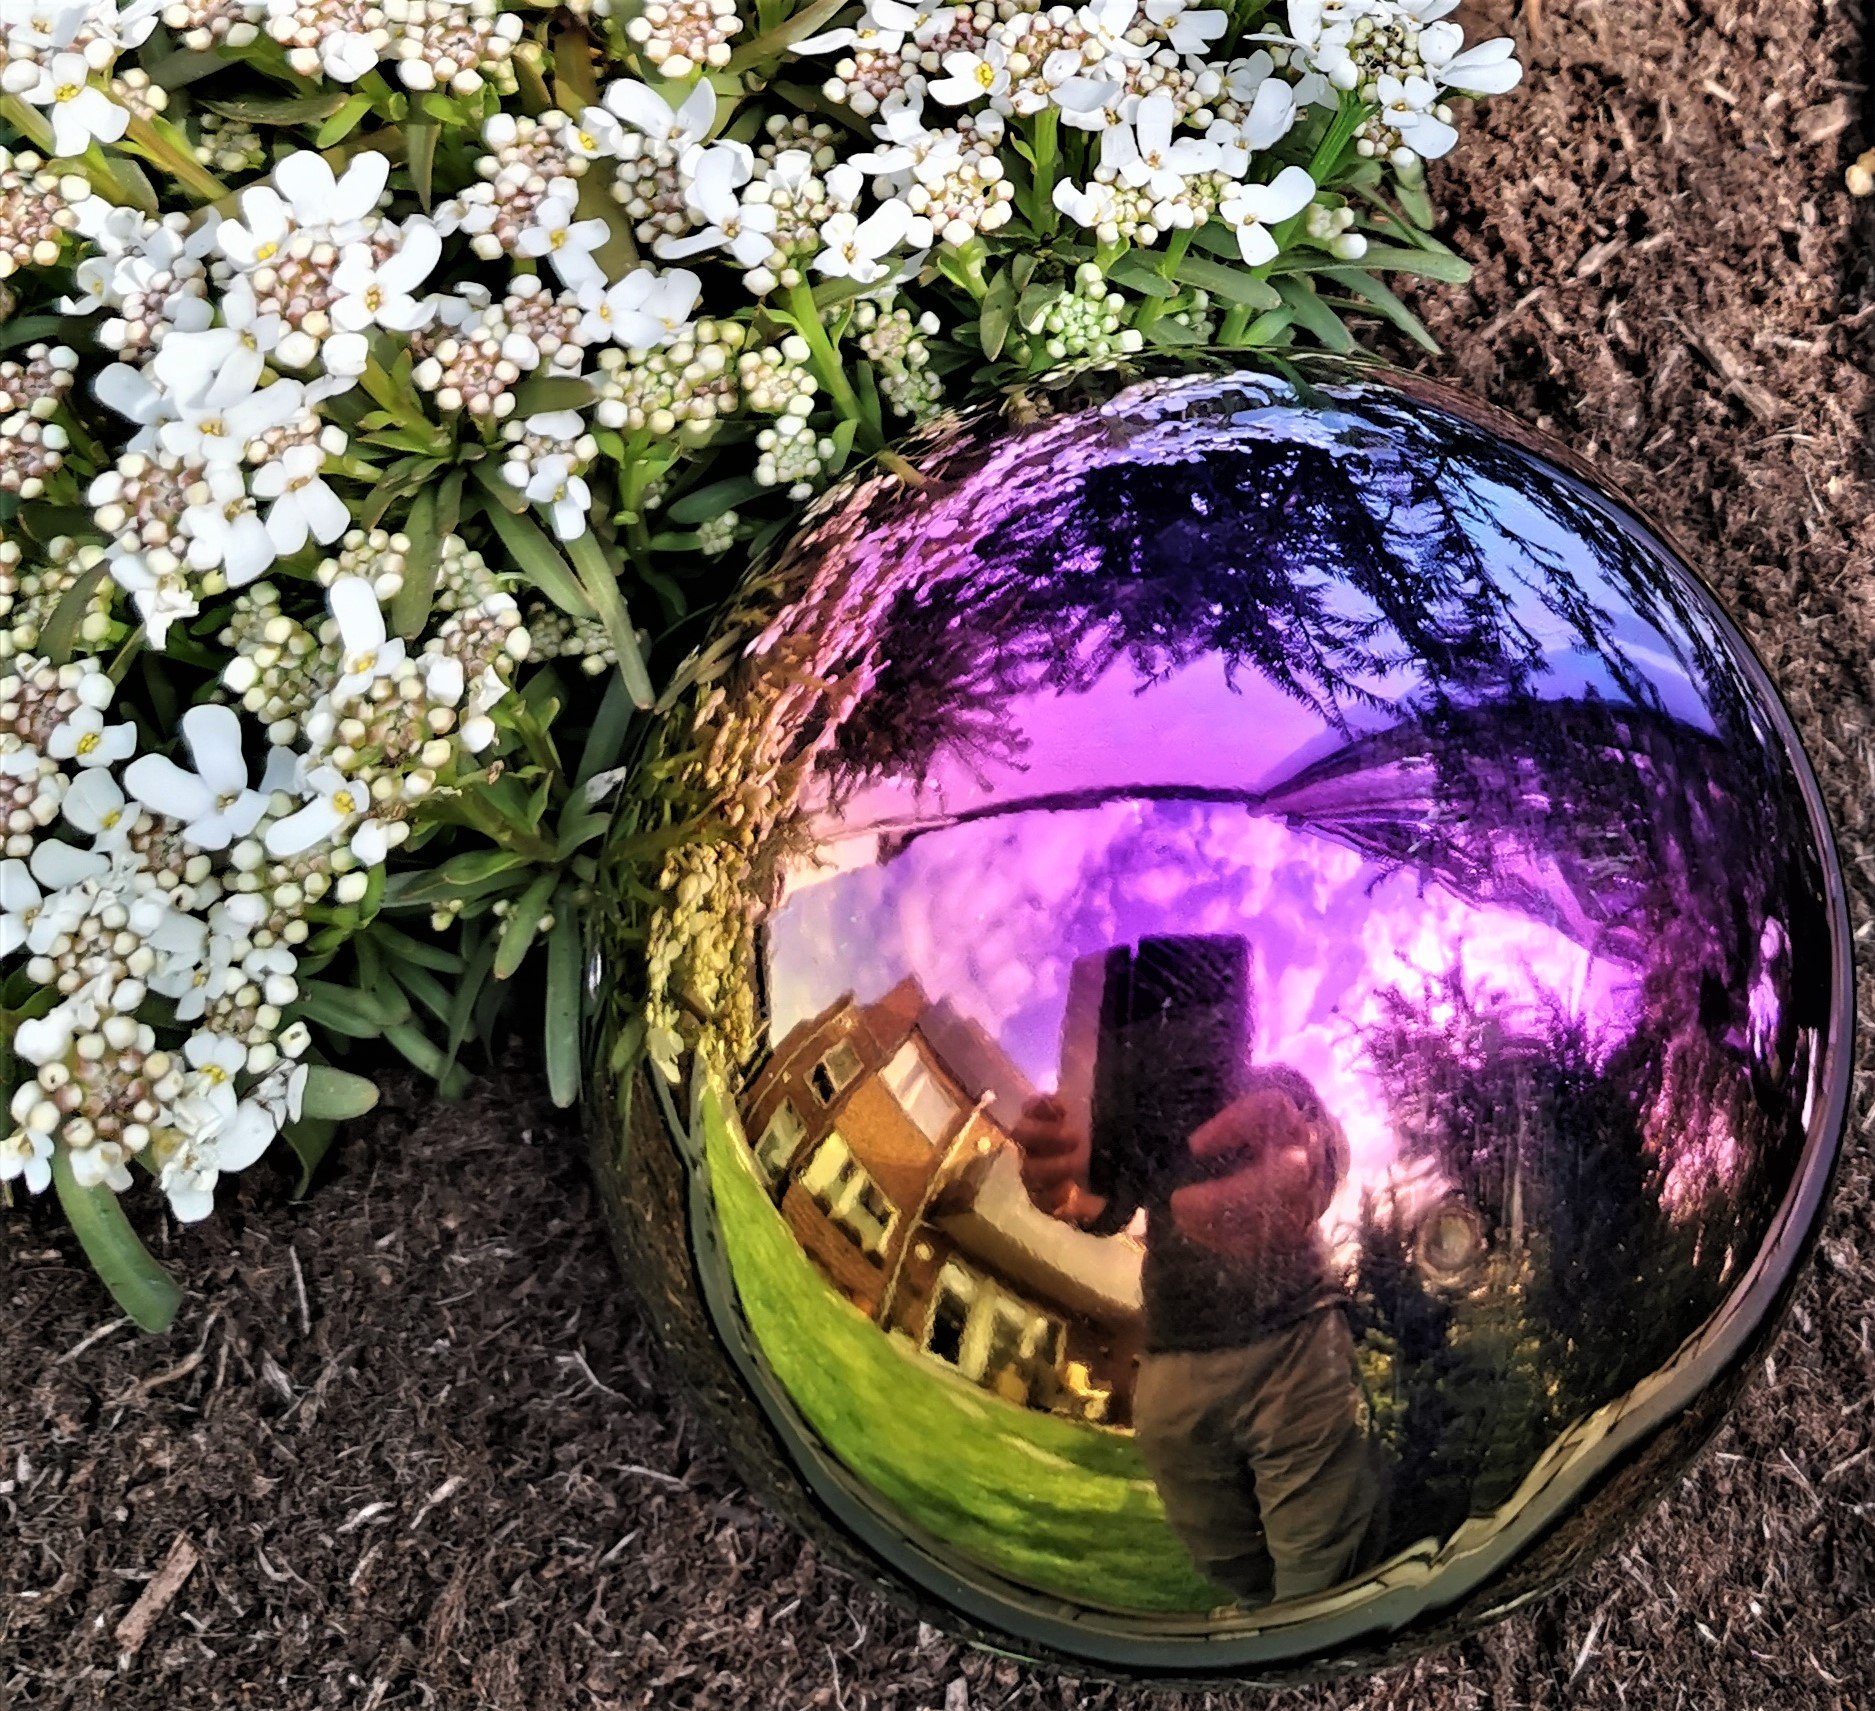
592;361;1851;1679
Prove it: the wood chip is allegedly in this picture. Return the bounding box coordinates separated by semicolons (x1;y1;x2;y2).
113;1534;199;1659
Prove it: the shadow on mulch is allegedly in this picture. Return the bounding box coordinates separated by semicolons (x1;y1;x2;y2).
5;1;1875;1707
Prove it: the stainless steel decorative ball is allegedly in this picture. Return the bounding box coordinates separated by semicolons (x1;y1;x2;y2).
588;359;1851;1682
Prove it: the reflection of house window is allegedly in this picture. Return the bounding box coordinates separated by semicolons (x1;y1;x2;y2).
922;1260;1066;1409
799;1131;896;1260
754;1099;806;1187
880;1039;963;1144
809;1038;863;1105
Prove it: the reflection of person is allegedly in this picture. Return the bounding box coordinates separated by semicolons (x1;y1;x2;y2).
1013;1064;1385;1606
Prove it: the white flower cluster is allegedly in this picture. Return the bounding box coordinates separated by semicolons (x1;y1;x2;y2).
0;565;525;1222
0;1;155;159
259;0;524;93
72;150;442;643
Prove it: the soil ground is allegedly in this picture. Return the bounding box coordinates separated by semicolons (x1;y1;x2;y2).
6;1;1875;1706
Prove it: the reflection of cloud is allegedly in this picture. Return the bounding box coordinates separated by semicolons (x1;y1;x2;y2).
766;800;1639;1210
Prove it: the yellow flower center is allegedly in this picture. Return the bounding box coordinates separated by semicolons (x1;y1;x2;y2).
54;81;81;103
202;1063;228;1085
75;730;100;755
332;788;359;816
974;61;996;87
255;240;278;262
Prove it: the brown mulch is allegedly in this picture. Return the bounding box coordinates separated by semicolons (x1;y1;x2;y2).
5;2;1875;1706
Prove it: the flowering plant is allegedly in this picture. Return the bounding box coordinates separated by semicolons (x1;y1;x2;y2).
0;0;1518;1329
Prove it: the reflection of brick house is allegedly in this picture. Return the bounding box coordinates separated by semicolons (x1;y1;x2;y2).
744;979;1145;1424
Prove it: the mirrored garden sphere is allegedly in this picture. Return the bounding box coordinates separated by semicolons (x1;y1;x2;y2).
588;359;1851;1683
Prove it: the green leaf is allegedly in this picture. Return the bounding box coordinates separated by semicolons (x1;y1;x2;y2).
562;527;655;709
1275;276;1357;353
978;265;1017;360
513;374;598;414
1172;255;1282;312
37;564;108;665
481;499;597;619
1272;244;1470;284
1142;317;1204;347
665;475;764;526
314;91;376;148
299;1065;381;1122
52;1149;181;1333
573;669;640;788
407;119;438;209
204;91;350;125
493;868;559;980
1108;254;1180;300
544;895;584;1108
281;1117;337;1195
1327;268;1441;354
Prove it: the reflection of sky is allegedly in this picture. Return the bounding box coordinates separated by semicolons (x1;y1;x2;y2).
767;799;1639;1216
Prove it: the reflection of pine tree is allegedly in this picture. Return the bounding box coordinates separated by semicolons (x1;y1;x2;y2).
1350;965;1761;1543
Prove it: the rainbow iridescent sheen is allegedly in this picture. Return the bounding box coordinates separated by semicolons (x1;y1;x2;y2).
588;359;1851;1682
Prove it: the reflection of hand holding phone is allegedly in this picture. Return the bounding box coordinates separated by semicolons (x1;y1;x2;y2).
1170;1084;1326;1258
1085;934;1252;1234
1010;1096;1105;1227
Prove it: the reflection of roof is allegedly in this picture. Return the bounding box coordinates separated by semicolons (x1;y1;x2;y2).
1254;695;1739;969
854;981;1143;1328
934;1150;1142;1325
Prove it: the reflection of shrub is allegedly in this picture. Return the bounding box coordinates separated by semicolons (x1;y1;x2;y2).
1348;967;1766;1547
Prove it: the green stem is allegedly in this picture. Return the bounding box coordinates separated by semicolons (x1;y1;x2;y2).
784;281;880;452
1135;229;1193;332
1308;94;1368;183
1028;108;1060;237
122;113;229;203
52;1148;182;1333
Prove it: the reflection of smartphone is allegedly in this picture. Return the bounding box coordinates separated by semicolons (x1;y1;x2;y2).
1084;935;1252;1223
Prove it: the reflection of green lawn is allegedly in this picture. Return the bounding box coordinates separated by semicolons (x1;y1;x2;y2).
701;1089;1219;1615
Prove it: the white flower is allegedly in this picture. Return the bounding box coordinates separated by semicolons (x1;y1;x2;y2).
1375;73;1457;159
324;574;406;701
123;703;267;852
1052;76;1126;131
1219;163;1316;264
1052;176;1122;237
61;768;131;844
331;221;442;336
157;374;304;467
156;1062;278;1223
516;188;608;290
47;704;135;769
0;1122;51;1195
928;41;1009;107
251;443;348;554
106;550;197;649
220;150;390;268
1422;27;1523;96
604;76;717;151
16;53;129;158
525;454;592;542
658;144;779;272
813;200;928;285
1144;0;1227;55
182;463;276;584
563;106;627;159
1226;52;1302;151
1101;91;1219;201
793;0;924;54
577;266;702;347
265;762;388;866
1;856;44;956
